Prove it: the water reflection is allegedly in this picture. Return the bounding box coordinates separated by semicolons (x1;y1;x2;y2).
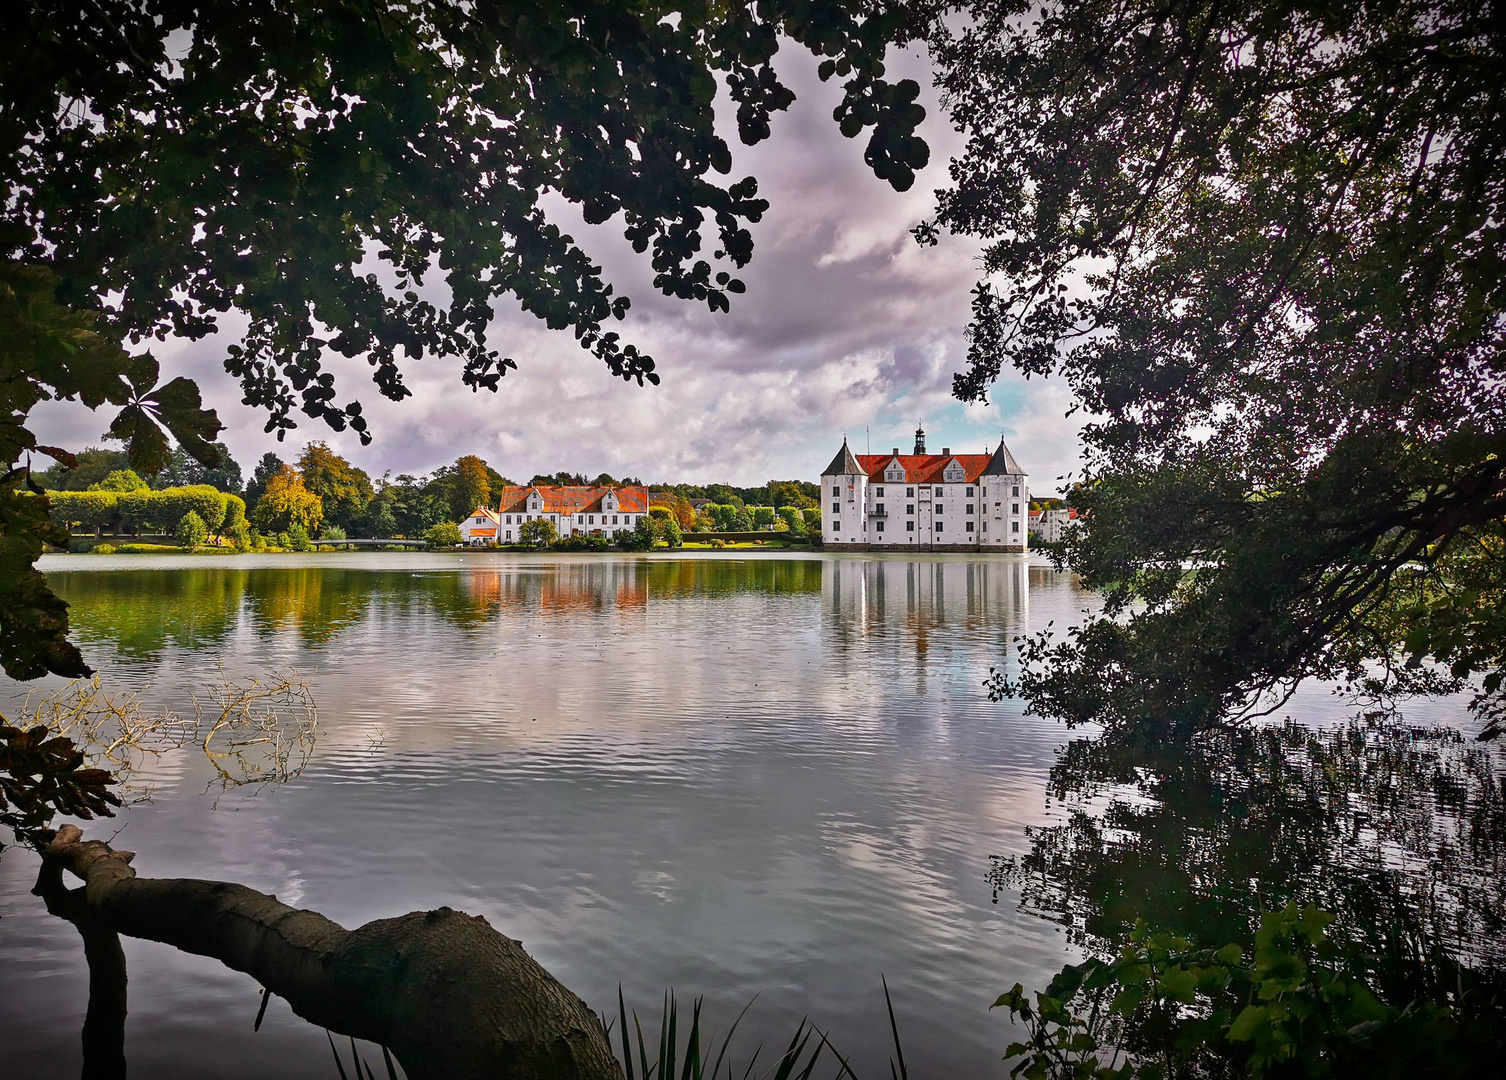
992;715;1506;1020
8;552;1066;1080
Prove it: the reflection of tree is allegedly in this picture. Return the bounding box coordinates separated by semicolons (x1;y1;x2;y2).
992;716;1506;1009
244;568;372;644
55;568;249;657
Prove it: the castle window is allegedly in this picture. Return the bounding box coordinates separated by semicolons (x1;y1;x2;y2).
906;504;913;515
906;521;914;532
832;502;840;515
966;521;974;532
875;486;884;497
934;504;943;516
1012;503;1019;515
1012;521;1020;533
1012;485;1020;497
936;522;943;532
966;504;974;514
906;487;914;497
833;520;841;531
876;520;884;533
967;487;974;497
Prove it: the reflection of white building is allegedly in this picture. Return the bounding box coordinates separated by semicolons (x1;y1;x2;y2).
821;426;1029;551
822;557;1031;643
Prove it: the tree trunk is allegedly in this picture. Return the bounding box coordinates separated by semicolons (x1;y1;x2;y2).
40;826;623;1080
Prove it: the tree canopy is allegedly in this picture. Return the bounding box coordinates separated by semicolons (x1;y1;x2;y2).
924;0;1506;737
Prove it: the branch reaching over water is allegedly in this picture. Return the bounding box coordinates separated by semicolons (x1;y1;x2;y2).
39;825;623;1080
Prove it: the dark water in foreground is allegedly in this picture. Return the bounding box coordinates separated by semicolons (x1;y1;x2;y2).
1;552;1500;1078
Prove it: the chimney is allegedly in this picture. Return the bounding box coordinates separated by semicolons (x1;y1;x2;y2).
913;424;926;455
942;447;951;456
892;447;900;456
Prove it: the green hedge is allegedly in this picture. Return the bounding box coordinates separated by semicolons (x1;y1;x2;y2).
47;490;120;531
49;485;235;536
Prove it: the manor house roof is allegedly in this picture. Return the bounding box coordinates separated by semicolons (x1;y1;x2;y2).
495;484;649;516
854;453;994;484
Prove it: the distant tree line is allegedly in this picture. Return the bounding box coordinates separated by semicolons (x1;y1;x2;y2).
43;440;825;549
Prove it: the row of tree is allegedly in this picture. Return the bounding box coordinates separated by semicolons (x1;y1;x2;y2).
44;440;827;543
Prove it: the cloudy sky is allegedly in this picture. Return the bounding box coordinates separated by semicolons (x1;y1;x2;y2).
32;46;1082;495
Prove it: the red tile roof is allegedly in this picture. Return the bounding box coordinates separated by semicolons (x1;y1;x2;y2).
493;484;649;516
854;454;994;484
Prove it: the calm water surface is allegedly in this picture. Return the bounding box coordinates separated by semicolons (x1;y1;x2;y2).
3;552;1094;1078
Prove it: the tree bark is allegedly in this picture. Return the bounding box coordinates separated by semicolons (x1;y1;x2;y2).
39;825;623;1080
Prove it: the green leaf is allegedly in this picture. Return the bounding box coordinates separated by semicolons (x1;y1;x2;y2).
1227;1005;1268;1042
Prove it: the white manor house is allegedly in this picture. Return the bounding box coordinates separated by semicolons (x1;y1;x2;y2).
822;426;1029;552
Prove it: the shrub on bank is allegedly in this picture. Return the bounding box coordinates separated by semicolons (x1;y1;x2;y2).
424;521;463;548
176;511;209;550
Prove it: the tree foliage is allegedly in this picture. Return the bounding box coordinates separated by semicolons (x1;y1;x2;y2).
518;517;558;548
445;455;493;522
423;520;462;548
91;469;147;492
251;465;323;534
926;0;1506;735
9;0;929;443
297;441;373;531
175;510;208;551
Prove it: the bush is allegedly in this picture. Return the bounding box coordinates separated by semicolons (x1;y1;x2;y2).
229;523;252;552
424;521;464;548
319;524;347;541
68;538;94;553
518;518;558;548
176;510;209;550
286;522;312;551
222;493;247;534
661;516;683;548
709;538;726;549
777;506;806;534
94;544;116;554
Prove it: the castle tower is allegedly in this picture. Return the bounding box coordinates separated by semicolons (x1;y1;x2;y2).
981;435;1029;551
913;424;926;455
821;436;868;547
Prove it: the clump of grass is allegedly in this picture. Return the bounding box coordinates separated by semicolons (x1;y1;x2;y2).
325;1031;401;1080
610;980;910;1080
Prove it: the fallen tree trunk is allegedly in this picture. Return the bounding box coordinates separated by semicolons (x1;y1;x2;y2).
39;825;623;1080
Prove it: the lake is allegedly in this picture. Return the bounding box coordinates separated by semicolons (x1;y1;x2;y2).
1;552;1091;1077
2;552;1499;1078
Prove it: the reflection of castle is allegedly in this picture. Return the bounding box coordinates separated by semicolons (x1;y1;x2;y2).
822;557;1030;651
821;426;1029;552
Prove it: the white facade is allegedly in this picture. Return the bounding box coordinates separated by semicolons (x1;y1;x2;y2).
821;428;1029;552
459;508;501;546
1028;507;1073;544
491;484;649;544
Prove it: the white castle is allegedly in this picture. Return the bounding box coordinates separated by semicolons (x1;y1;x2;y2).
821;425;1029;551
